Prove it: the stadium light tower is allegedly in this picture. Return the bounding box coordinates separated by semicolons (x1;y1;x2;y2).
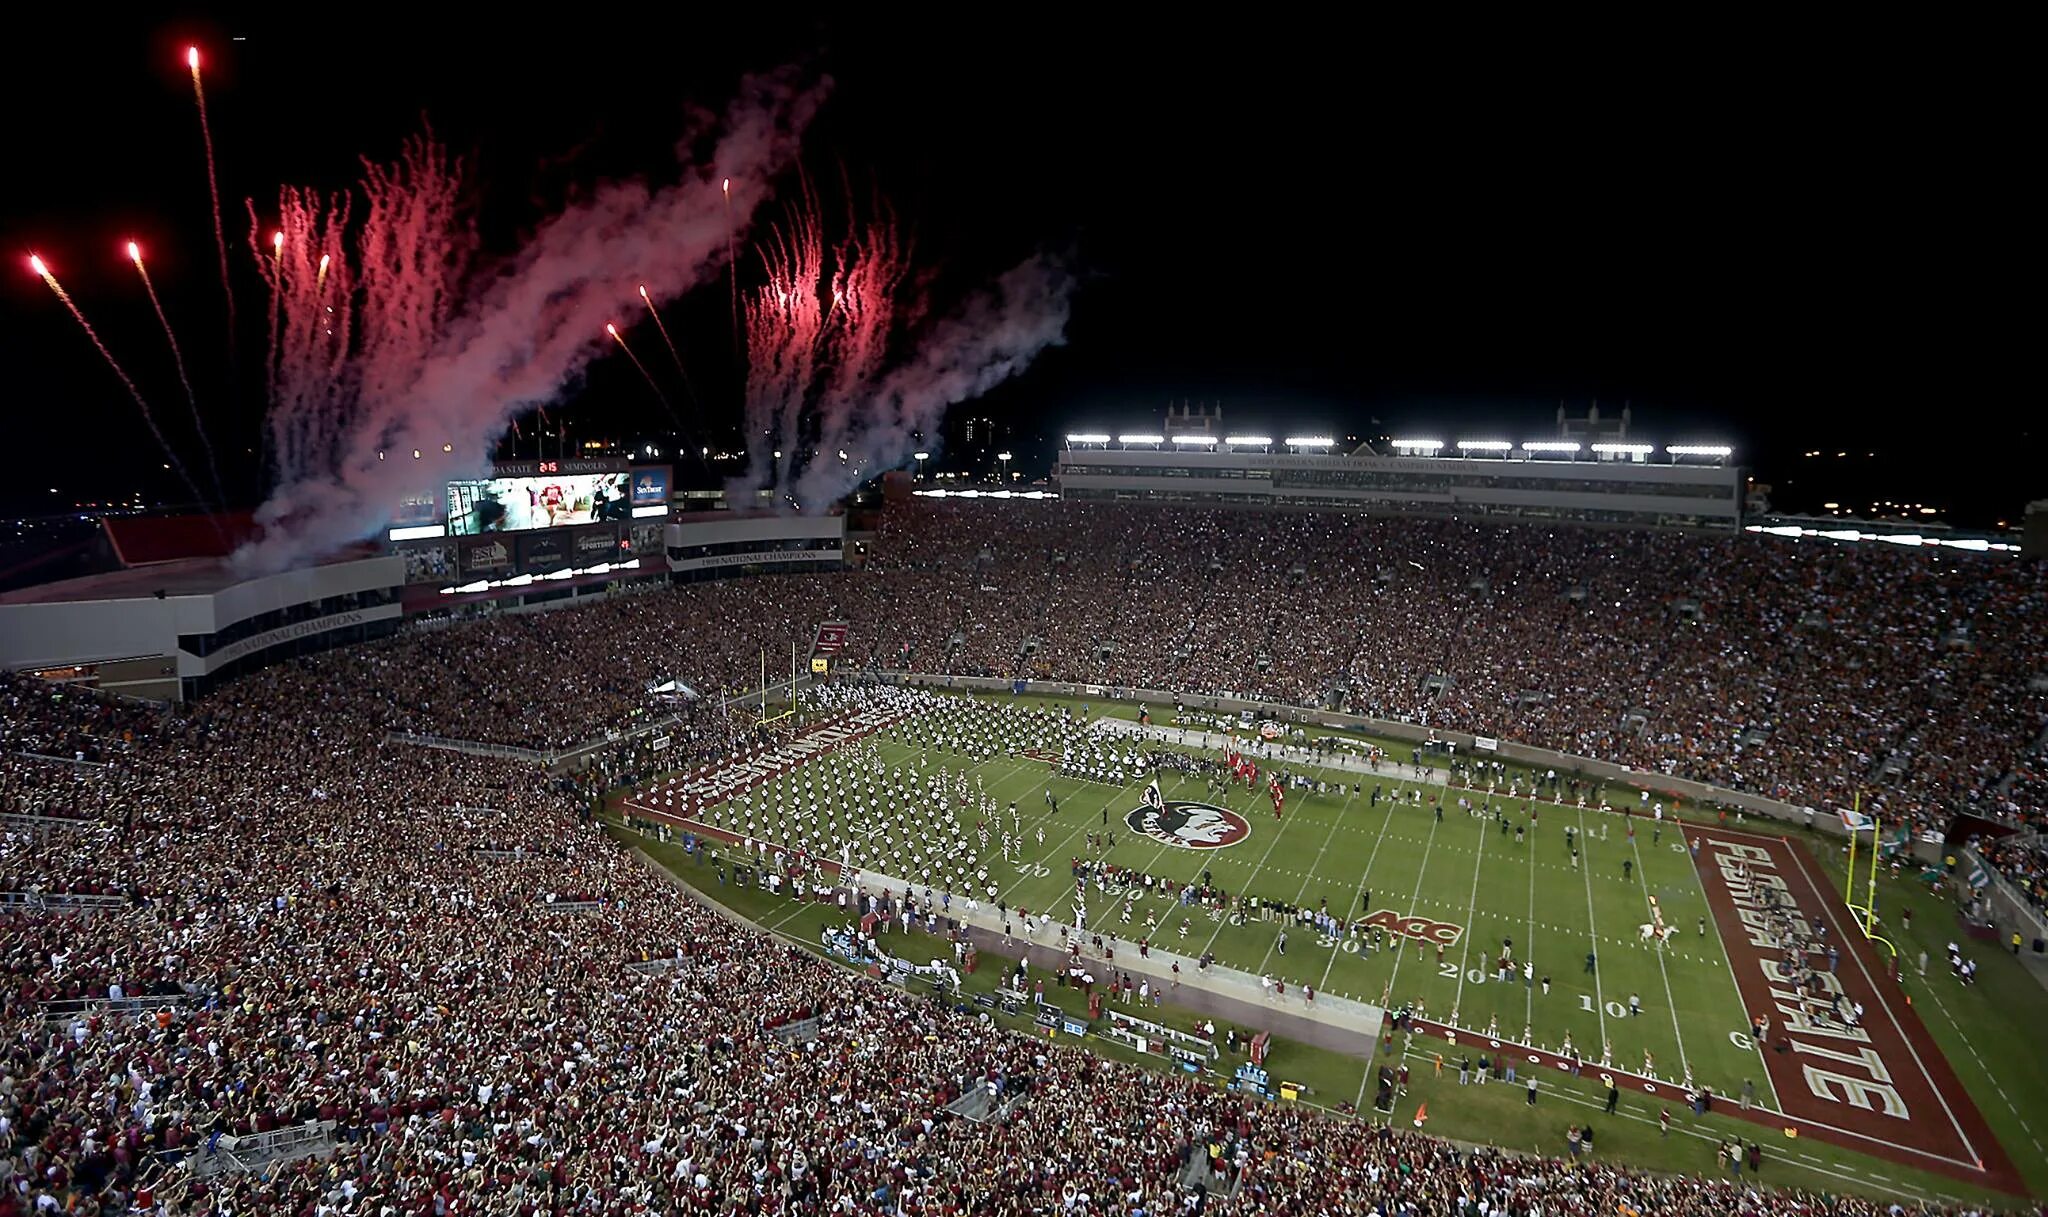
998;451;1012;481
913;451;930;479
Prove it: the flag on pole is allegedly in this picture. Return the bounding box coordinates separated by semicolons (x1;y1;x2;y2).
1839;807;1874;832
1141;779;1166;814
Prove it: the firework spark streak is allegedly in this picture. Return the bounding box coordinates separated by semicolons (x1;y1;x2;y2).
30;256;213;510
638;284;699;410
129;241;227;504
608;322;680;422
187;48;237;361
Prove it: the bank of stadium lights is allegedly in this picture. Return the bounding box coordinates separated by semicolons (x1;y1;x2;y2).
1666;445;1734;458
1172;435;1219;446
1589;442;1653;456
1118;433;1165;446
1223;435;1273;449
1065;433;1111;446
1521;441;1581;456
1389;439;1443;453
1284;436;1335;450
1455;440;1512;453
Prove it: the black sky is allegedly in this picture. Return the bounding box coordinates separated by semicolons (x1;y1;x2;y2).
2;12;2033;525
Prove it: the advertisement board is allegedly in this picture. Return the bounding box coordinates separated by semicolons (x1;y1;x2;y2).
460;536;514;575
630;466;671;506
573;524;623;563
519;530;570;573
446;471;631;535
394;491;440;526
402;544;457;584
629;521;666;554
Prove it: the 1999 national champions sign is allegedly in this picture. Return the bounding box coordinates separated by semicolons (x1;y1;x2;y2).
1124;799;1252;849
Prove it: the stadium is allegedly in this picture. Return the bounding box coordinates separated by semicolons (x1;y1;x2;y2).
5;23;2043;1217
4;428;2046;1215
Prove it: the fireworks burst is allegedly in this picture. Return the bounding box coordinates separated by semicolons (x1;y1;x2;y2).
637;284;699;410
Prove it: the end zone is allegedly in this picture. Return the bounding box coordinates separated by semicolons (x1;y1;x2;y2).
1685;822;2020;1193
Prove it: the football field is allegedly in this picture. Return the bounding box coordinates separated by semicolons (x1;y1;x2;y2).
860;730;1765;1097
620;692;2039;1200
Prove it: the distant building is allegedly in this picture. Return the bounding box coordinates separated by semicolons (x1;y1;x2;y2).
1058;438;1743;531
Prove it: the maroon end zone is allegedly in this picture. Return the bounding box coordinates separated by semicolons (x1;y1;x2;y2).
1685;823;2020;1192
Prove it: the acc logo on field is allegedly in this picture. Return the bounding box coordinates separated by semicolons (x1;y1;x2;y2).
1361;907;1464;945
1125;800;1252;850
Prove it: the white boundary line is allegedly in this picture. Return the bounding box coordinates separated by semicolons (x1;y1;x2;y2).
1673;820;1785;1115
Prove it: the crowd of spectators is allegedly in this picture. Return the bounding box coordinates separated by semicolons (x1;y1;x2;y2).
2;666;2024;1215
321;501;2046;844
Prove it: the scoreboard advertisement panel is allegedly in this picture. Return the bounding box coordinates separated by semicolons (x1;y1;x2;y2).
518;530;570;573
447;471;631;535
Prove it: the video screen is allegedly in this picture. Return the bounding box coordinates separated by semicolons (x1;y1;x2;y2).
445;472;631;535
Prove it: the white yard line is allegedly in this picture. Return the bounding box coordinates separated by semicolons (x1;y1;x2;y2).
1192;789;1311;963
1451;812;1490;1022
1252;789;1357;977
1381;806;1442;1007
1625;817;1691;1080
1524;816;1539;1029
1575;808;1610;1059
1319;793;1404;993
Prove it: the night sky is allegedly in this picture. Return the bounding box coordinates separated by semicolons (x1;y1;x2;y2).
3;13;2033;526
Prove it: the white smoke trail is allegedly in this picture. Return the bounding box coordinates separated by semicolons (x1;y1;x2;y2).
235;67;829;572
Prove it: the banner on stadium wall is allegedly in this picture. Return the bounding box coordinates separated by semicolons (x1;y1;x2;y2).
630;466;671;506
519;530;570;573
651;736;671;752
459;536;513;575
1473;736;1499;752
573;524;623;562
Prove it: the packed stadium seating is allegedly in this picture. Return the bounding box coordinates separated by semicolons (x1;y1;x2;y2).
0;666;2013;1214
340;501;2047;839
5;500;2044;1212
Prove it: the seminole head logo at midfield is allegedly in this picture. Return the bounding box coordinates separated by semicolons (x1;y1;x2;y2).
1125;795;1252;850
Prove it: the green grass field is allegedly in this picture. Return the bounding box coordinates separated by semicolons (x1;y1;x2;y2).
621;691;2048;1206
